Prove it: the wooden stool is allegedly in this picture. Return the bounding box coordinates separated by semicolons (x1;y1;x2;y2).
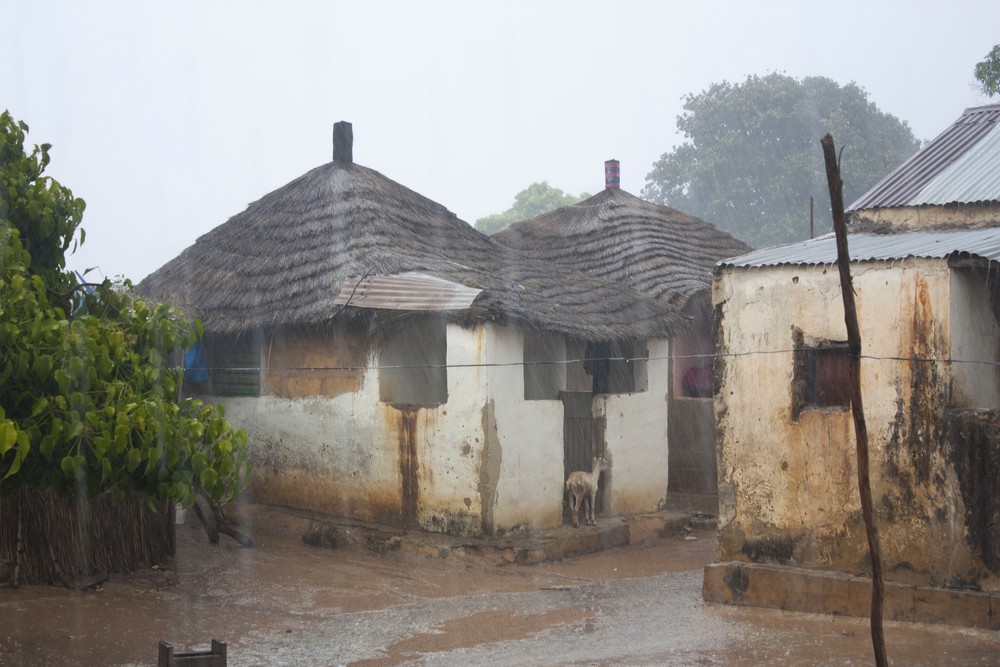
157;639;227;666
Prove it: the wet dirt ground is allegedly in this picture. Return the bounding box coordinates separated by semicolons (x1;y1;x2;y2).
2;503;999;666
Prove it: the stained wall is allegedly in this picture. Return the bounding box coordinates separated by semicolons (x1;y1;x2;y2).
214;322;565;537
599;340;672;515
713;258;999;588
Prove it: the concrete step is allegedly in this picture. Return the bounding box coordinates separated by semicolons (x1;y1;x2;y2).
398;511;703;565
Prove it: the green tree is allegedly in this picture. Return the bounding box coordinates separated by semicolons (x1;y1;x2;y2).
643;74;921;249
974;44;1000;98
475;181;589;235
0;111;249;509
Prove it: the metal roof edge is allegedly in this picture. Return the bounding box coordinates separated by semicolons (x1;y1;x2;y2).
716;227;1000;269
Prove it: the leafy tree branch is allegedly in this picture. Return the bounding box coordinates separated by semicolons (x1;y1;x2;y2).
475;182;589;235
974;44;1000;98
0;110;249;511
643;74;921;249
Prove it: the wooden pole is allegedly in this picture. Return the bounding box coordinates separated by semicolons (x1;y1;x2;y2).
821;133;887;667
12;489;23;588
810;196;815;239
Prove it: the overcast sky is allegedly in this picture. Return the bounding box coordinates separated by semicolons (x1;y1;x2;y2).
4;1;998;282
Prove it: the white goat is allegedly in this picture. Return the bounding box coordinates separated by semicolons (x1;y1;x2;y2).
565;457;608;528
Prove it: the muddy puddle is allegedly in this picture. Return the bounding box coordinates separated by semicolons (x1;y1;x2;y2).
2;503;997;666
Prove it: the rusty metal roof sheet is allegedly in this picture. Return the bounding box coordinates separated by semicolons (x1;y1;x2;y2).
718;227;1000;269
334;272;482;311
848;104;1000;211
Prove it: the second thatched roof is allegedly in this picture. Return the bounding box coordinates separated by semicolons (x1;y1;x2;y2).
137;134;688;342
493;187;752;308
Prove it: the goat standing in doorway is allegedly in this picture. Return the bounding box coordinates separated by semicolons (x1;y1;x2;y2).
566;457;608;528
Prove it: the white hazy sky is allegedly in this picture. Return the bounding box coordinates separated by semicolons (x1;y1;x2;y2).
3;1;998;282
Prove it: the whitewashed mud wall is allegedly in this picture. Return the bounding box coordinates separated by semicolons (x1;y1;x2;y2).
599;339;672;515
217;322;564;537
713;259;995;587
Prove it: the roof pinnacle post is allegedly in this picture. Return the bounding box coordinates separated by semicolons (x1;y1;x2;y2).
604;159;620;189
333;121;353;163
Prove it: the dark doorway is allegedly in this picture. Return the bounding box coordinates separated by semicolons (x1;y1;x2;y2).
561;391;606;515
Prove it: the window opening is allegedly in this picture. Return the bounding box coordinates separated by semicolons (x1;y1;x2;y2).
585;340;647;395
792;330;850;419
524;330;566;400
204;332;261;397
672;301;715;399
806;346;851;407
379;315;447;405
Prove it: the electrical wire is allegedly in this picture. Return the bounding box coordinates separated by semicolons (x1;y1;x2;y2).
170;349;1000;374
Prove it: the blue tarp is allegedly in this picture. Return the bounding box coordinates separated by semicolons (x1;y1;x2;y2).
184;339;209;384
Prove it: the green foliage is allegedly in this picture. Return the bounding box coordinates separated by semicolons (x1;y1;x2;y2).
475;182;590;235
643;74;922;249
974;45;1000;98
0;116;84;306
0;110;249;506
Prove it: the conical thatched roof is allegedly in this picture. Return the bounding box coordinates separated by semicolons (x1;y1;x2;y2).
137;139;687;342
493;187;752;307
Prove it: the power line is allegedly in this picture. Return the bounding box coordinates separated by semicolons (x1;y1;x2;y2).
171;350;1000;374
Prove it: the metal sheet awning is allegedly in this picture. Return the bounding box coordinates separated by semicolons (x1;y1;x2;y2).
334;272;483;311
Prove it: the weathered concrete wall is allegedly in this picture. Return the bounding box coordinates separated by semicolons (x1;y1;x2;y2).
947;409;1000;584
599;340;671;515
444;325;563;535
849;203;1000;231
263;328;366;398
217;322;564;537
704;561;1000;630
222;375;402;527
713;258;996;589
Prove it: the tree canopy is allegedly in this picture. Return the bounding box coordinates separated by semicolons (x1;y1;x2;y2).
643;74;922;249
475;181;589;235
0;111;249;506
974;44;1000;98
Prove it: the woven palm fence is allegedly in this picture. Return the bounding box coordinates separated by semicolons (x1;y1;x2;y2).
0;489;173;586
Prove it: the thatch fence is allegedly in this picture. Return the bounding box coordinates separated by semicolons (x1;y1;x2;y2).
0;489;174;586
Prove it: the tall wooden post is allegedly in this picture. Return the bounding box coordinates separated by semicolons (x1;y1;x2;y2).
821;133;887;667
809;196;815;239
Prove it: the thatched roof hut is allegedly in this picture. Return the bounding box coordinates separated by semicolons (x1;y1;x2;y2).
137;126;687;342
493;170;752;308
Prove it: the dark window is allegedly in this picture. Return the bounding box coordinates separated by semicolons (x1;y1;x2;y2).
205;333;261;397
792;332;850;420
524;330;565;400
807;347;851;407
379;315;447;405
585;340;647;395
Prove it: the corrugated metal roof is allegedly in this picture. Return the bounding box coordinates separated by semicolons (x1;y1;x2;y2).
848;104;1000;211
334;272;482;311
918;122;1000;204
718;227;1000;269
